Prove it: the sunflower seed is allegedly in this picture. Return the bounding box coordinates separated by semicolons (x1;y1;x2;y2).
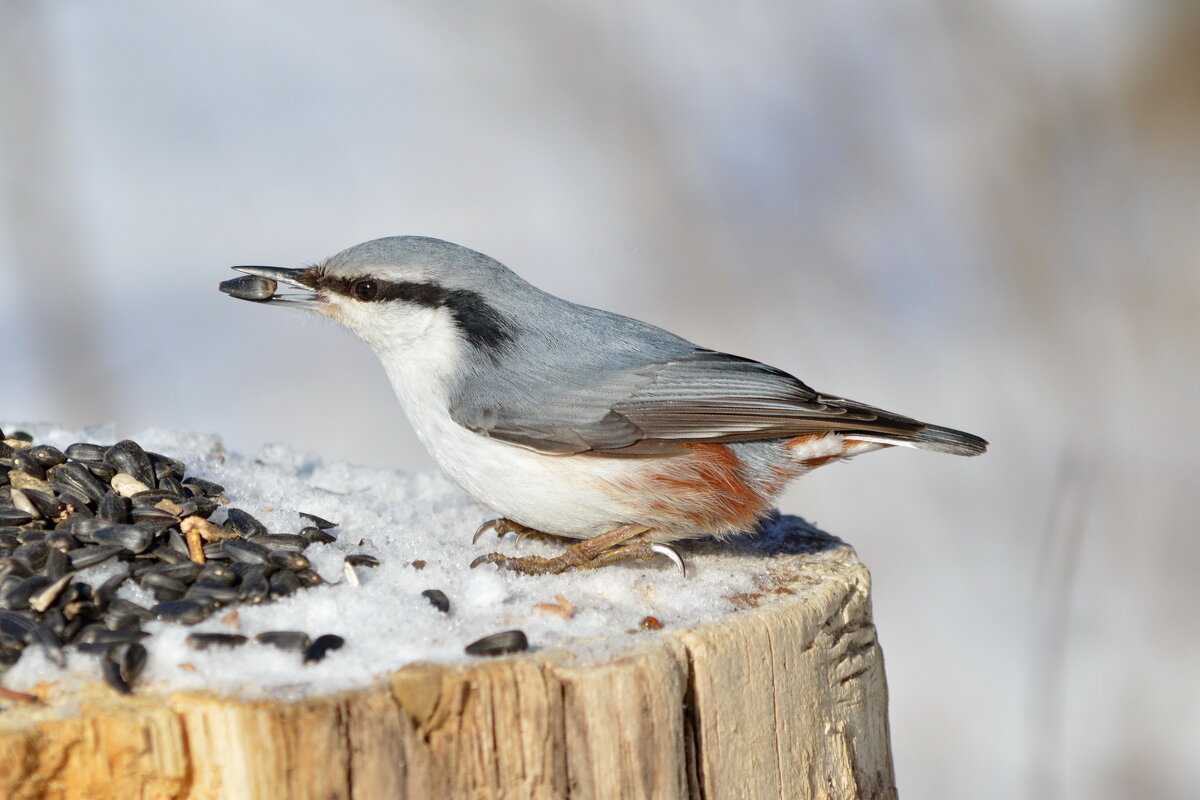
268;569;301;598
255;630;311;652
91;524;154;554
224;508;268;538
421;589;450;613
219;274;278;301
222;538;269;564
65;443;107;463
3;574;51;610
0;508;33;526
298;512;337;530
151;599;214;625
104;440;156;489
300;527;336;545
248;534;307;552
50;462;107;505
302;633;344;663
27;446;67;469
182;476;225;498
268;551;309;571
186;581;241;604
98;491;131;523
464;630;528;657
30;573;73;613
239;567;269;603
186;632;248;651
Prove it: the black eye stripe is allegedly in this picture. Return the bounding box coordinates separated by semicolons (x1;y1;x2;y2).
314;272;516;355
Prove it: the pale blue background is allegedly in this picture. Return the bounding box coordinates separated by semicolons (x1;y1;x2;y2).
2;3;1196;798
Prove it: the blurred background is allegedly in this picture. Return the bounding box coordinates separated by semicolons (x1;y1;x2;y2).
1;1;1196;797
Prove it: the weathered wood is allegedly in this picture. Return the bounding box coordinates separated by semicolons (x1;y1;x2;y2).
0;538;896;800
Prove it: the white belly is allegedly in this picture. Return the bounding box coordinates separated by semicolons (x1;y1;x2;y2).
410;402;634;536
380;346;634;536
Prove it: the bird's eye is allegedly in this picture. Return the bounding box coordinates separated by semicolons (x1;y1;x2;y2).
352;279;379;302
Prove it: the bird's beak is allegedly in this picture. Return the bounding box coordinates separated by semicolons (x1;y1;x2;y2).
223;266;322;308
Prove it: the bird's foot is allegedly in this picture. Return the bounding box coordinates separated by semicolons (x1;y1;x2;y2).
472;518;578;549
470;523;686;575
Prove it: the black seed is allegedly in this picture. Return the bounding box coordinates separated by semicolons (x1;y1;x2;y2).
65;442;108;463
77;625;149;646
182;476;225;498
421;589;450;613
223;538;269;564
145;561;203;583
8;431;33;443
106;598;155;622
248;534;307;552
298;512;337;530
27;445;67;469
151;599;214;625
294;569;324;587
54;485;94;514
91;524;155;554
224;508;268;538
187;581;241;603
186;632;247;651
196;563;237;585
201;542;229;561
345;554;380;568
148;453;186;483
268;569;301;598
50;462;108;505
43;547;68;581
3;574;51;610
15;529;46;545
12;453;45;480
173;500;200;518
103;440;156;488
45;531;78;553
103;642;147;694
220;274;278;301
87;462;117;482
300;527;336;545
130;489;182;507
131;507;179;526
255;630;311;652
30;573;72;612
464;630;528;657
239;567;270;603
268;551;309;571
302;634;344;663
0;508;33;526
12;542;49;570
22;489;62;518
139;572;189;601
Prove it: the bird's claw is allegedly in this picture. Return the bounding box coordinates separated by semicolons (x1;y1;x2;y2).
470;523;687;576
472;518;528;544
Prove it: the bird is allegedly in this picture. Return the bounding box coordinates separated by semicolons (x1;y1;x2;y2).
222;236;986;575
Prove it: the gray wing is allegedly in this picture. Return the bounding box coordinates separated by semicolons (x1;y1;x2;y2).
450;349;930;456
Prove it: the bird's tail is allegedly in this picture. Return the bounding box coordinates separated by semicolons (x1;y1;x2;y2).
844;422;988;457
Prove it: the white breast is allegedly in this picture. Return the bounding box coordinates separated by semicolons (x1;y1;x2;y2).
374;322;634;537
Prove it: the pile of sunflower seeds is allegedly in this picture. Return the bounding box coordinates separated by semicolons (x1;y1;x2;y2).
0;428;372;695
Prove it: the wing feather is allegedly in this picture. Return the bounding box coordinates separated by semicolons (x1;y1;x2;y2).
452;349;936;455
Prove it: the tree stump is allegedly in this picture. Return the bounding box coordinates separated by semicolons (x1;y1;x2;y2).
0;531;896;800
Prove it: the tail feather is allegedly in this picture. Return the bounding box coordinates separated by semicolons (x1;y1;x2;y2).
846;423;988;457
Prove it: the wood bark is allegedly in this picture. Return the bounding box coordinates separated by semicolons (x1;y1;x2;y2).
0;539;896;800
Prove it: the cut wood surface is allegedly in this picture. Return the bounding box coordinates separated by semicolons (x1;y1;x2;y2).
0;532;896;800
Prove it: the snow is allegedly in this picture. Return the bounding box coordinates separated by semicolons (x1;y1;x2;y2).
3;424;835;700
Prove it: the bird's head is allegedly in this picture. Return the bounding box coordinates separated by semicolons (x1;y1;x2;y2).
226;237;521;364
